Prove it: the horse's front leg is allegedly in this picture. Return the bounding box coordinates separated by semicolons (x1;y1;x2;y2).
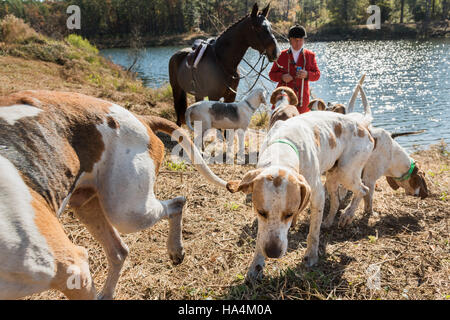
222;78;239;102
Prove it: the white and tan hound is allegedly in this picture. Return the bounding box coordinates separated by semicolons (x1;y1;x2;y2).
227;96;375;279
323;85;428;228
0;90;226;300
268;86;299;129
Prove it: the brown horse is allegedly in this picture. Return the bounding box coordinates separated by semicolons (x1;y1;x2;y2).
169;3;280;126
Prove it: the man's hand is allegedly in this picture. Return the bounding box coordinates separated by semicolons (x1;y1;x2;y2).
281;73;294;83
296;70;308;79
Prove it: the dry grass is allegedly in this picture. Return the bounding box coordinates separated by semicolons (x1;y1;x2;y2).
0;14;40;44
28;141;449;300
3;17;448;300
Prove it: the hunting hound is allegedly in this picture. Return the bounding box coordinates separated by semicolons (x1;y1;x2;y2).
227;91;375;279
268;86;299;129
308;74;366;114
0;90;226;300
323;85;428;228
185;88;267;162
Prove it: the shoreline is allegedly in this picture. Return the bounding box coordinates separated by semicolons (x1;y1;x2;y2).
90;22;449;49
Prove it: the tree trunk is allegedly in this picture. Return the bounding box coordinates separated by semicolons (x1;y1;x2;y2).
444;0;448;20
400;0;405;23
286;0;291;20
343;0;348;23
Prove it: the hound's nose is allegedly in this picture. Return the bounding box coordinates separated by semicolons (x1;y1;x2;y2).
264;240;283;259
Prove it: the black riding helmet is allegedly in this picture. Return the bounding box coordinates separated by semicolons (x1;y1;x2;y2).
288;25;307;39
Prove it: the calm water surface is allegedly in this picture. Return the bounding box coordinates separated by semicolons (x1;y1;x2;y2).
102;39;450;150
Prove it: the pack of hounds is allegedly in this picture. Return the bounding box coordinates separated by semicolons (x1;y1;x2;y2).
0;75;428;299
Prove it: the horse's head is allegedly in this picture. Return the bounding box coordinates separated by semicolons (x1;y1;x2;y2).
246;3;280;62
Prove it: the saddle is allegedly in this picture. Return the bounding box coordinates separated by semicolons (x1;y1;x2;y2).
186;38;216;69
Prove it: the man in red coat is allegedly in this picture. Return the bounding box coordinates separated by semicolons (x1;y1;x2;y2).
269;25;320;114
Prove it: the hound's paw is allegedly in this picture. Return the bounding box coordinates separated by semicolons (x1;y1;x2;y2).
97;291;114;300
338;212;355;228
322;216;335;229
169;248;185;265
302;253;318;267
246;264;264;282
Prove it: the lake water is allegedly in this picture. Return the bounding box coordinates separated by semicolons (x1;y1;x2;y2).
102;39;450;150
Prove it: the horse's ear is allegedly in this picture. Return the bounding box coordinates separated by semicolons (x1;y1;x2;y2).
251;3;259;18
261;3;270;17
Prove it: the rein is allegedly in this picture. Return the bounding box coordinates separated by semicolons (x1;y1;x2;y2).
204;13;274;96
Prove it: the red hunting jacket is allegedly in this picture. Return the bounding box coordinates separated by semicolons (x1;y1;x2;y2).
269;48;320;114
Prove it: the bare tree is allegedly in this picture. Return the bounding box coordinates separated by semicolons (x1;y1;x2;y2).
127;24;145;74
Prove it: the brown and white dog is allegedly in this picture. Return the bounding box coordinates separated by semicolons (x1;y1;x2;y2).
323;85;429;228
268;86;299;129
227;95;375;279
0;90;226;300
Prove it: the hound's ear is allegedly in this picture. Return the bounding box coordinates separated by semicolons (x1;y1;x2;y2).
251;3;259;18
226;168;263;194
291;174;311;228
386;176;400;190
261;3;270;17
285;87;298;106
410;165;429;199
318;99;327;111
297;175;311;213
270;87;282;105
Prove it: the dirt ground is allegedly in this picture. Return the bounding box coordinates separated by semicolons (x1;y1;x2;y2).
29;136;449;300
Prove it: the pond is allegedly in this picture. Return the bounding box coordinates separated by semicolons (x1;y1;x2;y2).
102;39;450;150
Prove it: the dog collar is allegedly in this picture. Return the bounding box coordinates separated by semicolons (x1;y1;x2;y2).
244;99;257;111
394;159;415;181
269;139;300;158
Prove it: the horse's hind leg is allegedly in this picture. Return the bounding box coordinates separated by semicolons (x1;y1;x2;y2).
169;54;188;126
171;82;187;126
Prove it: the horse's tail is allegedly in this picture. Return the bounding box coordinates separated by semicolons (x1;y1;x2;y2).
141;115;227;188
185;106;194;131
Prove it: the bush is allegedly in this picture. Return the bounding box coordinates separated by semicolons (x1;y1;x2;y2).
0;14;40;44
65;34;99;55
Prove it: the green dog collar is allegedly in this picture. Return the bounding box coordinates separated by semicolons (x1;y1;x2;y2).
269;139;300;158
394;159;415;181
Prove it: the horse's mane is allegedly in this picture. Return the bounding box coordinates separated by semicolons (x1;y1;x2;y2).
216;14;250;40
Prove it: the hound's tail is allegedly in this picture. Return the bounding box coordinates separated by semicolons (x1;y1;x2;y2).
141;115;226;188
391;130;425;139
347;74;366;113
357;83;373;127
185;107;195;131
